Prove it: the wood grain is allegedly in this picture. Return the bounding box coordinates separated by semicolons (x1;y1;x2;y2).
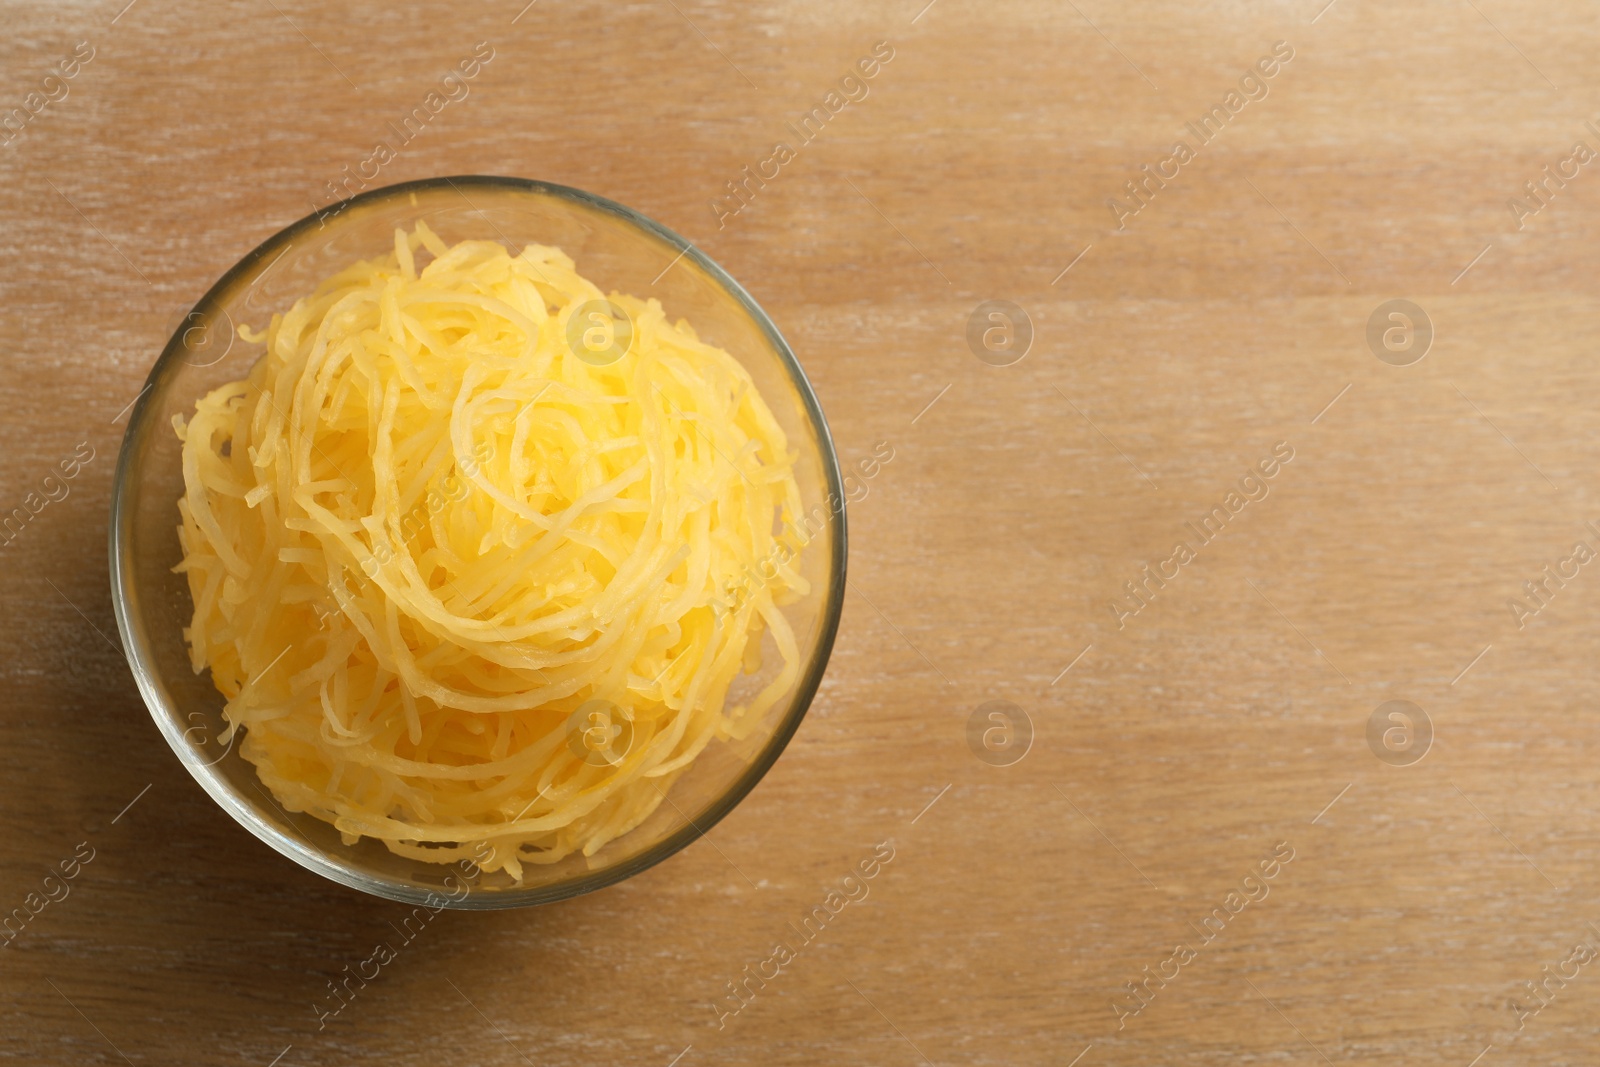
5;0;1600;1064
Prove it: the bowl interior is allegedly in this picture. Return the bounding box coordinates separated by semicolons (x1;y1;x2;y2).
110;177;845;908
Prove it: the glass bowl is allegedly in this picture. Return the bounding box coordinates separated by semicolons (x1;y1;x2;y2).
109;176;846;908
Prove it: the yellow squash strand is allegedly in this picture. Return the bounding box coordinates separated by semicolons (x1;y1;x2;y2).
174;223;809;880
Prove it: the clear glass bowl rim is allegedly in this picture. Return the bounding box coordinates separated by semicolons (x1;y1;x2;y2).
107;175;848;909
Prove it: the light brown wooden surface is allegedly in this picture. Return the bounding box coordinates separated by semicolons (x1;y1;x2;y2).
7;0;1600;1063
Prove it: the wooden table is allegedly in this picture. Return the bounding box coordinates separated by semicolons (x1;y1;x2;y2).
6;1;1600;1063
